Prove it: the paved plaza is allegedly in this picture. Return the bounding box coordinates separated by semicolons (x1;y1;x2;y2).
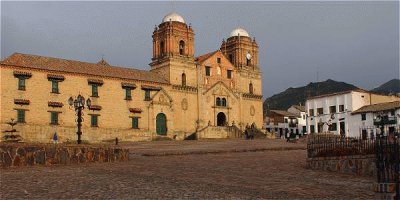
1;139;375;199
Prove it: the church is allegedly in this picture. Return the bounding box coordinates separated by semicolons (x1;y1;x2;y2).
0;12;263;142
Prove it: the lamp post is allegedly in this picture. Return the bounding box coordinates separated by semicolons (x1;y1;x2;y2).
376;112;389;137
68;94;91;144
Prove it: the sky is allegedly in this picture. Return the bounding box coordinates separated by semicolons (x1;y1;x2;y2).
1;1;399;98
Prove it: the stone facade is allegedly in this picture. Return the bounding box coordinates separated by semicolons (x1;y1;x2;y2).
0;12;263;143
0;143;129;167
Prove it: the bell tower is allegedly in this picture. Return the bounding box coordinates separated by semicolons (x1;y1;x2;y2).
150;12;196;85
221;28;262;96
220;28;259;70
150;12;194;64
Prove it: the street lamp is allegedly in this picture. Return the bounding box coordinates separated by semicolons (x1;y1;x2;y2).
376;112;388;137
68;94;91;144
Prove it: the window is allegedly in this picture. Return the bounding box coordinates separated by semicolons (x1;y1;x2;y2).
16;109;25;123
284;118;288;123
51;80;59;93
50;112;59;125
182;73;186;86
216;97;221;106
303;115;306;120
329;123;337;131
205;67;211;76
361;113;366;121
125;88;132;100
227;70;232;79
339;105;345;112
179;40;185;55
309;109;314;116
132;117;139;129
249;83;253;94
390;110;395;116
229;54;233;63
329;106;336;114
310;125;315;133
317;108;323;115
217;57;221;64
221;98;227;107
18;78;26;90
160;41;165;55
90;115;98;127
91;84;99;97
144;90;151;101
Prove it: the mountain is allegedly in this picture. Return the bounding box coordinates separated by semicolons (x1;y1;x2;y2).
263;79;358;112
371;79;400;95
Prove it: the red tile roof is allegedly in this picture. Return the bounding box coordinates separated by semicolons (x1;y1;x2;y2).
352;101;400;114
269;110;299;118
1;53;169;84
195;51;218;63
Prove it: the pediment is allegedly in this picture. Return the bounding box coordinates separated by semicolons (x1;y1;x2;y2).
203;81;239;99
151;88;173;106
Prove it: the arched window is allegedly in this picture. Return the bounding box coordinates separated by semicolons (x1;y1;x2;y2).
179;40;185;55
160;41;165;56
222;98;227;107
216;97;221;106
249;83;254;94
181;73;186;86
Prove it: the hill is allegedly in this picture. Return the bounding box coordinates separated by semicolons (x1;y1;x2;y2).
263;79;358;112
371;79;400;95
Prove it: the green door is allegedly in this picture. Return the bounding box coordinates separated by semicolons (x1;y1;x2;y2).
156;113;167;135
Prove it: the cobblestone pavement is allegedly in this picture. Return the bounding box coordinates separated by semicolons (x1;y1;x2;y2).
1;140;375;200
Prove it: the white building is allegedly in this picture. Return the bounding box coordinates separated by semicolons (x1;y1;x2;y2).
287;105;307;134
351;101;400;138
305;89;400;137
264;105;307;138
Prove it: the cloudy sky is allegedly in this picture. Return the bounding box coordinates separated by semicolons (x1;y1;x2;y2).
1;1;399;98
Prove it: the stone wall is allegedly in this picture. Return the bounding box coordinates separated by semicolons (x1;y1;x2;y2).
0;143;129;167
307;155;376;177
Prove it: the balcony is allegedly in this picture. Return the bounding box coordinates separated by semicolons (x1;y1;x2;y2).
374;116;397;126
289;123;297;128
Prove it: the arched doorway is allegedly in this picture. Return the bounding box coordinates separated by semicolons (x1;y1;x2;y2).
217;112;226;126
156;113;167;135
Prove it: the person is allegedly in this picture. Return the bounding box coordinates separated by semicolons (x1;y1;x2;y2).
52;132;58;144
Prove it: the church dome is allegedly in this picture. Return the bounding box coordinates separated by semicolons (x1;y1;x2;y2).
229;28;250;37
162;12;185;23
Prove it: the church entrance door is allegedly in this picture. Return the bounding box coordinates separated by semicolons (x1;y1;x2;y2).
217;112;226;126
156;113;167;135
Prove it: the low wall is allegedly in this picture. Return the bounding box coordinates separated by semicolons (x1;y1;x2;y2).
0;143;129;168
307;155;376;177
0;123;152;143
197;126;242;139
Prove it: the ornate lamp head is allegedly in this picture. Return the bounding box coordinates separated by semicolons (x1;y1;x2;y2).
86;98;92;108
73;99;78;108
68;97;74;106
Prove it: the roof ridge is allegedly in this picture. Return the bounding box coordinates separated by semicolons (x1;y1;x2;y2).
1;52;169;84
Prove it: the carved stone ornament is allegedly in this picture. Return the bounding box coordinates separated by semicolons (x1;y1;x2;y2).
181;98;188;110
250;105;255;116
159;94;165;103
